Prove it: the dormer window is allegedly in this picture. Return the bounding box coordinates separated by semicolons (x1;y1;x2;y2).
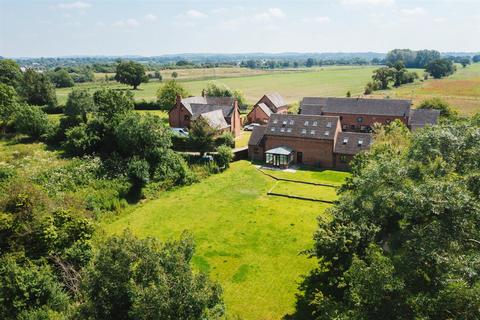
324;131;330;136
289;120;294;125
342;137;348;145
280;128;285;132
304;121;309;126
313;121;318;126
310;130;315;135
283;120;287;125
301;129;307;134
271;127;276;132
358;139;364;147
273;119;278;124
326;121;332;128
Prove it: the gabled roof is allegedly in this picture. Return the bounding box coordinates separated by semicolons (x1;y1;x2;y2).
266;114;340;141
190;103;234;118
248;125;266;146
198;109;230;130
257;103;273;116
408;109;440;127
180;96;235;115
264;93;287;110
334;132;373;155
300;97;412;117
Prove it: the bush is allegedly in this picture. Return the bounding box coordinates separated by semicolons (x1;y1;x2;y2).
154;149;195;187
418;98;458;120
63;123;100;156
215;132;234;148
14;105;51;139
0;165;16;182
215;145;233;170
134;100;163;110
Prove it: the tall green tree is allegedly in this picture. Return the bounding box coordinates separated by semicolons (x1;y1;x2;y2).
203;81;246;106
80;231;224;320
20;69;57;107
426;59;456;79
156;80;189;110
418;98;458;120
114;61;149;89
0;59;23;89
0;83;20;134
48;68;74;88
188;117;217;156
14;105;51;139
372;67;395;89
64;89;95;123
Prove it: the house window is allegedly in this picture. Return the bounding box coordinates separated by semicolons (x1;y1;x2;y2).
360;125;367;131
386;119;391;124
340;155;348;163
289;119;294;125
342;137;348;145
342;124;348;130
304;121;309;126
358;139;364;147
357;117;364;123
283;120;287;125
280;128;285;132
287;128;292;133
324;131;330;136
310;130;315;135
313;121;318;126
271;127;276;132
254;147;259;154
273;119;278;124
326;121;332;128
184;115;190;121
301;128;307;134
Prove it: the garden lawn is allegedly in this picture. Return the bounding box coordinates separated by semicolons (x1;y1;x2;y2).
270;181;338;202
235;131;251;148
102;161;332;320
261;166;351;186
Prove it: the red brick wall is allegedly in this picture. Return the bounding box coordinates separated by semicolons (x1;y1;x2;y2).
333;154;354;170
248;145;264;161
247;106;270;124
231;102;241;137
168;102;192;128
264;136;335;168
323;112;407;131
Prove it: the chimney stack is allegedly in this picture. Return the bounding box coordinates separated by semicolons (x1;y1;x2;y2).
175;94;181;103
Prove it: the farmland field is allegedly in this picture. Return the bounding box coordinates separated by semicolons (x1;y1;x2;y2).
102;161;346;320
374;63;480;115
56;66;377;105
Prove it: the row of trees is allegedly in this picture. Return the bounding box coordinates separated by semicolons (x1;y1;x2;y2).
291;113;480;319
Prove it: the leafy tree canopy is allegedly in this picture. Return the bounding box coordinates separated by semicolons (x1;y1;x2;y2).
156;80;189;110
114;60;149;90
426;58;456;79
65;88;95;123
19;69;57;107
418;98;458;120
203;81;246;106
0;59;23;89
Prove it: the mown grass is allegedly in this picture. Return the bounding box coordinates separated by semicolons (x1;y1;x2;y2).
235;131;251;148
101;161;340;320
271;180;338;202
261;167;351;186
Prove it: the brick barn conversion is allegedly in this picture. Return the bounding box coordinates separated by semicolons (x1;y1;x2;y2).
249;97;440;170
169;93;241;137
246;93;288;124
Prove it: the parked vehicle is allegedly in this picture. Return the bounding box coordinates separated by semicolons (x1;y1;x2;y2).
171;128;189;136
243;123;260;131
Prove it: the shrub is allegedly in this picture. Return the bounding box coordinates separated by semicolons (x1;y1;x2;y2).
418;98;458;120
154;149;195;187
134;100;162;110
215;145;233;170
14;105;51;139
63;124;100;156
0;165;16;182
215;132;234;148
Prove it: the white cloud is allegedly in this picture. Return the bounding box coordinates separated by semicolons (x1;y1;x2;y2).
400;7;427;15
433;17;446;23
315;16;331;23
340;0;394;6
95;21;106;27
185;9;207;19
254;8;286;22
145;14;157;21
114;18;140;27
57;1;91;9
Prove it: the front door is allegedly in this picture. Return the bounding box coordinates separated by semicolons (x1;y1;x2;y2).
297;152;303;164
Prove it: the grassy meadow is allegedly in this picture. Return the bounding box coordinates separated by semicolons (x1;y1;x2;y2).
102;161;346;320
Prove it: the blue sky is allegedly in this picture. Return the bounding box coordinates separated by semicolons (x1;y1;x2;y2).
1;0;479;57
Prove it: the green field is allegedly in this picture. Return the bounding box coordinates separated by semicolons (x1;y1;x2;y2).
374;63;480;115
56;66;377;105
261;167;351;186
271;180;338;202
102;161;343;320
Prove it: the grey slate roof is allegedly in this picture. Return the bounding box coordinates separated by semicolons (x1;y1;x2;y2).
265;93;287;110
408;109;440;127
198;109;230;130
257;103;273;116
190;103;234;118
300;97;412;117
266;114;340;141
181;96;234;115
334;132;373;155
265;146;294;155
248;125;266;146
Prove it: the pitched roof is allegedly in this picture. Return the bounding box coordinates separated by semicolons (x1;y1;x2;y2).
198;109;230;130
408;109;440;127
180;96;234;115
266;114;340;141
265;93;287;110
334;132;373;155
257;103;273;116
248;125;266;146
190;103;234;118
300;97;412;117
265;146;294;155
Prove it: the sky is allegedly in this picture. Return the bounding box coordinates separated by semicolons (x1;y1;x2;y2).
1;0;479;57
